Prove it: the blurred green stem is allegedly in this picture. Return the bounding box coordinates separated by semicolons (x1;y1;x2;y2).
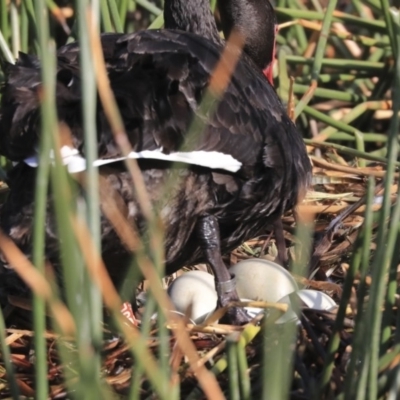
0;310;20;399
32;0;57;397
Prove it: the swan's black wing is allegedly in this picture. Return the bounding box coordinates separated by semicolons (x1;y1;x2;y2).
112;29;310;207
0;30;310;206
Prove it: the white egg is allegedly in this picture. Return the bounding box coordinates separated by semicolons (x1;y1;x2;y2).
298;289;337;311
168;270;218;324
230;258;299;302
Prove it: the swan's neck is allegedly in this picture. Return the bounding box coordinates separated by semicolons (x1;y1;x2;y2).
164;0;222;43
218;0;277;72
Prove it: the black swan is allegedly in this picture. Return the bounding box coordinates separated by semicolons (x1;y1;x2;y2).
0;0;311;323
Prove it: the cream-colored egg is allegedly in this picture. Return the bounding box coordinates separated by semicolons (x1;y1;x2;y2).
230;258;299;302
168;270;218;324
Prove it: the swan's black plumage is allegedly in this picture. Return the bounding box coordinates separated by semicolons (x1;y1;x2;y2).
218;0;277;74
0;0;311;322
164;0;222;43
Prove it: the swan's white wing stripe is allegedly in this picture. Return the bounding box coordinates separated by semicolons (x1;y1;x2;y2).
24;147;242;173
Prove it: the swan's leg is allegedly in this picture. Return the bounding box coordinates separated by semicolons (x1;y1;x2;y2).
273;218;288;266
196;215;250;324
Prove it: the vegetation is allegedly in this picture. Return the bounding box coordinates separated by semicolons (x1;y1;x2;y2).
0;0;399;398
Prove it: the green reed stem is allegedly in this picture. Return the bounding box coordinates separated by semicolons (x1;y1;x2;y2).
23;0;36;25
31;0;62;398
343;178;375;400
227;334;240;400
380;0;398;57
148;12;164;29
108;0;123;32
295;73;370;84
379;4;400;359
361;11;400;399
276;7;387;32
30;80;52;400
51;140;96;399
277;46;291;102
100;0;113;31
286;55;385;70
262;320;298;400
210;0;217;12
303;106;366;163
118;0;129;24
76;0;103;396
317;186;374;397
136;0;162;15
237;335;251;400
311;0;337;81
380;193;400;351
0;310;20;399
151;225;171;391
20;1;28;52
294;84;367;102
326;132;396;142
319;101;389;140
304;139;400;166
129;293;157;400
0;29;14;63
369;10;400;400
10;0;19;58
0;0;9;43
288;0;308;53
